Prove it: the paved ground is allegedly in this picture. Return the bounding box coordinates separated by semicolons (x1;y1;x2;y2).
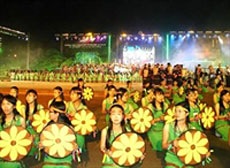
0;81;230;168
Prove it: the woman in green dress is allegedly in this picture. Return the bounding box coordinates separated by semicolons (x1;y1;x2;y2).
141;87;154;108
100;104;128;168
102;85;117;125
185;89;203;132
9;86;23;116
173;86;186;105
213;82;224;105
40;101;77;168
104;79;114;98
21;89;44;157
147;88;168;151
162;102;194;168
215;90;230;144
126;81;138;110
66;87;87;152
0;95;26;168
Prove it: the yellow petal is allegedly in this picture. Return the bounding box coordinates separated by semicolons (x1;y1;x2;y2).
132;112;139;119
42;140;54;147
64;142;74;151
178;140;189;148
193;131;201;144
60;126;69;136
127;154;135;164
177;148;190;156
140;124;145;133
16;130;27;141
81;127;87;135
130;134;138;146
81;110;87;119
88;120;96;125
16;145;27;156
197;146;208;155
43;131;55;140
0;145;11;157
33;114;41;121
85;124;93;132
134;123;141;131
18;139;32;146
57;146;65;157
185;131;193;144
49;144;58;156
32;121;40;127
118;154;127;165
133;149;142;157
86;112;93;120
0;140;8;147
185;151;193;164
120;134;129;145
71;119;81;125
10;126;18;139
37;124;44;133
145;121;151;128
112;150;123;158
134;141;145;149
130;119;138;125
197;138;208;147
193;150;201;163
74;125;82;132
63;134;76;142
0;131;10;141
113;141;124;150
9;147;18;161
51;124;59;136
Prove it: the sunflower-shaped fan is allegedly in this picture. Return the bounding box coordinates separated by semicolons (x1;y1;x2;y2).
164;106;176;124
133;90;141;103
111;132;145;167
71;109;97;135
83;87;94;101
32;109;51;133
40;123;77;158
130;107;153;133
176;130;209;165
0;126;33;161
199;103;207;112
201;106;215;129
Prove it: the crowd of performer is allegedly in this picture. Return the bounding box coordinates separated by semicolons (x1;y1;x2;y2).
0;63;229;168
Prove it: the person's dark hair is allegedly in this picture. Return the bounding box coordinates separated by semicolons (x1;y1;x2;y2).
1;95;21;126
105;104;126;149
105;79;113;89
219;90;229;115
49;101;72;126
126;80;131;85
216;81;223;91
152;87;164;110
50;86;64;107
115;87;127;102
10;86;19;98
25;89;38;121
0;93;3;105
77;78;85;89
106;85;116;98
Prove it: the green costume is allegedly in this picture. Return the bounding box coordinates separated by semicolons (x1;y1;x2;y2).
173;94;186;105
164;122;193;168
147;103;167;151
189;105;203;131
215;107;230;143
104;98;114;125
42;154;72;168
0;115;25;168
66;101;87;152
101;127;126;168
141;96;150;107
127;89;138;110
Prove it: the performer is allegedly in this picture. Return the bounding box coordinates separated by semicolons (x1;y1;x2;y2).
9;86;23;115
126;81;138;110
0;95;26;168
102;85;117;125
104;79;114;98
21;89;44;156
147;88;168;151
162;102;194;168
172;86;186;105
40;101;77;168
48;86;66;107
215;90;230;144
66;87;87;152
185;89;203;131
141;87;154;107
100;104;127;168
213;82;223;105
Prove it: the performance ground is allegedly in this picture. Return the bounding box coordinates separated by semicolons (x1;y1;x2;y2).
0;81;230;168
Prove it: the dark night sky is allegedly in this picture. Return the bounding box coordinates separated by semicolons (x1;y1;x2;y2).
1;0;230;44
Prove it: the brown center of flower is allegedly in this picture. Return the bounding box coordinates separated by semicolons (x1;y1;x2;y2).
55;138;61;144
11;140;16;146
81;120;86;125
140;118;144;122
42;120;47;124
190;144;196;150
125;147;131;153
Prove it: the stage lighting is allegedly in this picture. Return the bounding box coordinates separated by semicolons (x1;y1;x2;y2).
218;36;223;44
195;34;199;38
186;33;190;38
226;34;230;37
134;37;138;40
158;36;163;42
141;36;145;40
127;36;131;41
170;34;175;39
179;34;183;38
203;34;206;38
119;37;122;41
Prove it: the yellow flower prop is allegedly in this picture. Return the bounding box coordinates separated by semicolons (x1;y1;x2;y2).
201;106;215;129
111;133;145;167
83;87;94;101
0;126;32;161
130;107;153;133
32;109;51;133
199;103;207;111
177;130;209;165
164;106;176;124
40;123;76;158
133;91;141;103
71;109;97;135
